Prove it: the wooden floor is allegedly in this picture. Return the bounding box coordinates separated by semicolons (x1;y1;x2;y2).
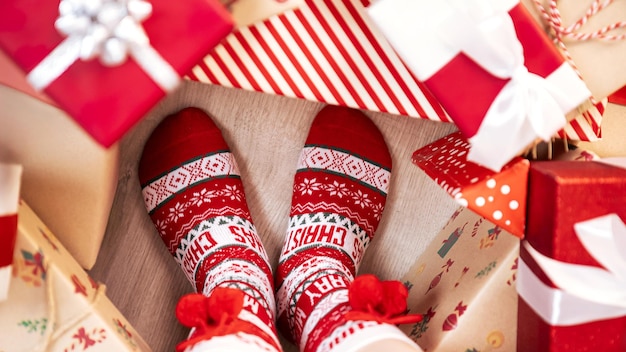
88;81;461;351
88;80;626;351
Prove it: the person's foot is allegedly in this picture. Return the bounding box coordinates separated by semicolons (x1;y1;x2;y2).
275;106;422;352
138;107;282;352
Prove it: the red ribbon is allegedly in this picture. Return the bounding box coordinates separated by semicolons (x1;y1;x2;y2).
0;214;18;268
344;274;423;326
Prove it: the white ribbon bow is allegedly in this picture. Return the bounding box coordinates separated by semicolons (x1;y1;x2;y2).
27;0;179;92
518;214;626;325
437;0;581;171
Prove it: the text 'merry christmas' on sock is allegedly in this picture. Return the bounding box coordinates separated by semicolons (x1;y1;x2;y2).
276;105;423;352
138;107;281;352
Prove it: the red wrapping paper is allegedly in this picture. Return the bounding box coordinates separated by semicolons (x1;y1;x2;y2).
0;0;234;147
424;4;564;137
518;161;626;351
412;132;528;238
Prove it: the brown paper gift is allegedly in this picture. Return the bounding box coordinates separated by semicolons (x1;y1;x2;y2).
400;207;519;351
0;200;150;351
522;0;626;101
0;80;119;269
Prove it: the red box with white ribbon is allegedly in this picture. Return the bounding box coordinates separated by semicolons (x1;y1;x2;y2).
367;0;591;171
517;160;626;351
0;0;234;147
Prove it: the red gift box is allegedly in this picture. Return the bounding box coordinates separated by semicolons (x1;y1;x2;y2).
412;132;528;238
517;160;626;351
0;0;234;147
367;0;591;171
0;163;22;301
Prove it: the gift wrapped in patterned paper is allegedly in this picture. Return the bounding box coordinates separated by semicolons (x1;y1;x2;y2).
412;132;529;238
399;207;519;351
0;201;151;352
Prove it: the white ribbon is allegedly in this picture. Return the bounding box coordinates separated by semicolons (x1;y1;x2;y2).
518;214;626;325
437;0;579;171
26;0;179;92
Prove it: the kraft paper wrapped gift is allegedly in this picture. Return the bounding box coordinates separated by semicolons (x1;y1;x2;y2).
0;0;234;147
522;0;626;103
366;0;591;171
517;160;626;351
0;200;151;351
400;207;519;351
0;163;22;302
0;83;118;270
412;132;529;238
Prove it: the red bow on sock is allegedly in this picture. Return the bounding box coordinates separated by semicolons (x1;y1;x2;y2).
175;287;264;352
345;274;423;326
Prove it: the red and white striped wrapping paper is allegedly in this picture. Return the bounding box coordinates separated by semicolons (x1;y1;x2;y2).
187;0;602;142
0;163;22;301
187;0;451;122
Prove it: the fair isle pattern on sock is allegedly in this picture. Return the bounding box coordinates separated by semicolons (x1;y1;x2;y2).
138;108;282;352
276;105;392;352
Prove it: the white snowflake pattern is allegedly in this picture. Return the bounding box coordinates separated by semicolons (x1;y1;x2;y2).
298;178;322;196
223;184;244;201
371;203;384;221
351;190;372;208
324;181;350;199
190;188;219;206
155;219;168;236
167;202;187;223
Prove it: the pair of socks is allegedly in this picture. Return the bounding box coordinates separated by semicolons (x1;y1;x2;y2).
138;106;422;352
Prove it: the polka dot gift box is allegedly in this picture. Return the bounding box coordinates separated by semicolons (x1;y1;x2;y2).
398;206;519;351
412;132;529;238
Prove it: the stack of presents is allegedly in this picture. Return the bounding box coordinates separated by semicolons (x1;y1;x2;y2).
1;0;625;350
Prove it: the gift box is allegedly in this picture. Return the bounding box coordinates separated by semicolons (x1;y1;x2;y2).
517;160;626;351
0;84;119;270
412;132;529;238
399;207;519;351
367;0;591;171
187;0;452;123
522;0;626;103
0;0;234;147
0;163;22;302
0;200;151;351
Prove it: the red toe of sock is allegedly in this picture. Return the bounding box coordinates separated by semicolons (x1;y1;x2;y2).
305;106;392;169
139;107;229;186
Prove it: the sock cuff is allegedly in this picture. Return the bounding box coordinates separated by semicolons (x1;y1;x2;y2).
183;333;281;352
316;321;423;352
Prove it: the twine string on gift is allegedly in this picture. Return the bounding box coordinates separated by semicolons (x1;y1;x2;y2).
27;267;107;352
531;0;626;101
26;0;180;92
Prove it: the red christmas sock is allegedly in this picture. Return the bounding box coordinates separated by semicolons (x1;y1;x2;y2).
276;106;423;352
139;107;282;352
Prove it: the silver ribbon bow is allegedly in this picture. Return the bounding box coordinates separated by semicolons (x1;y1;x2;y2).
27;0;179;92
